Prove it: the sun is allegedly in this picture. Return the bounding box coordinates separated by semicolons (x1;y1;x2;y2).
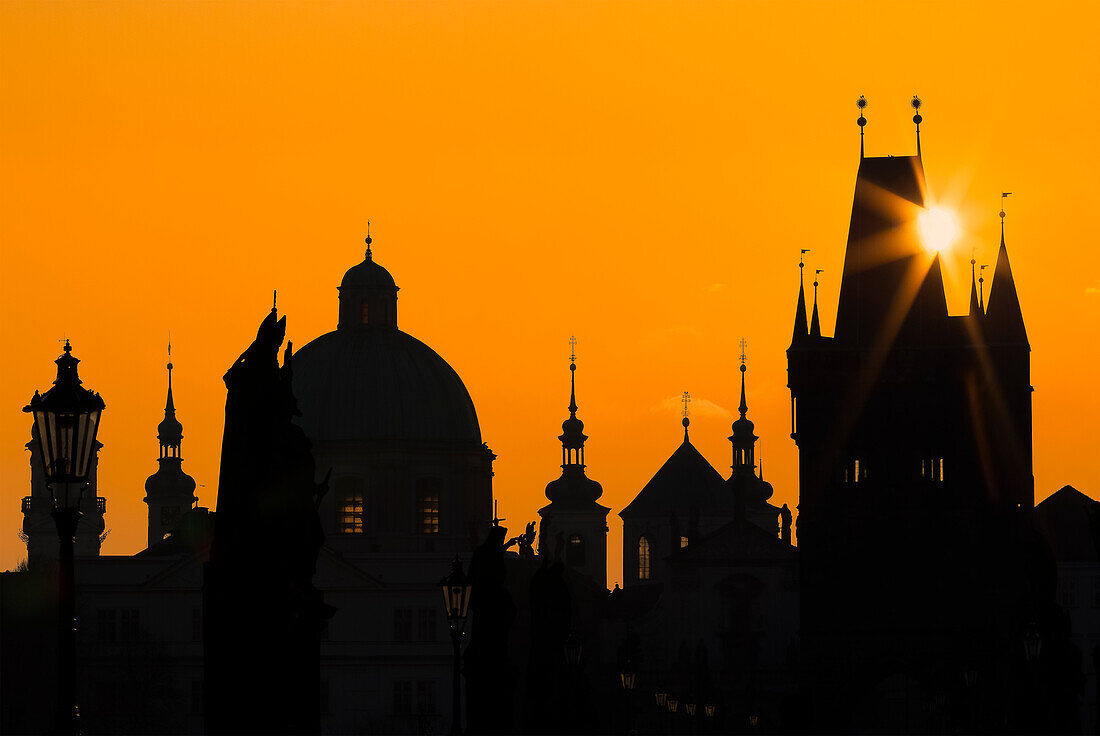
918;206;960;254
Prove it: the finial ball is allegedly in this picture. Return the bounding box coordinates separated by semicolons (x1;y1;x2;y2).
740;364;746;373
857;96;867;110
999;210;1006;219
911;96;922;110
913;114;922;125
167;362;173;370
857;116;866;127
682;417;690;429
570;362;576;372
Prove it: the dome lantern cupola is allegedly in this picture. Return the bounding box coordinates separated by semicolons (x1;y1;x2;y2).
338;226;399;330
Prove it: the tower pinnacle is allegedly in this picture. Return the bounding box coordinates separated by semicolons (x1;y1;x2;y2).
912;95;923;158
365;220;373;260
857;96;868;159
681;390;691;441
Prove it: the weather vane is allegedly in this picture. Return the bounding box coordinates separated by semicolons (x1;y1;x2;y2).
569;335;577;364
979;264;989;311
999;193;1012;237
365;220;373;260
272;289;277;312
168;331;173;371
681;390;691;419
739;338;748;366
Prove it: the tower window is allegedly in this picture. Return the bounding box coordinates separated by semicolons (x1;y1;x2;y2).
921;457;945;482
638;536;651;580
680;535;690;549
567;534;586;566
416;479;440;534
160;506;181;528
360;300;369;324
336;478;365;534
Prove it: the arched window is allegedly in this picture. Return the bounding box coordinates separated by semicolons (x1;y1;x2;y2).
416;479;440;534
680;535;689;549
567;534;586;566
336;477;364;534
638;536;651;580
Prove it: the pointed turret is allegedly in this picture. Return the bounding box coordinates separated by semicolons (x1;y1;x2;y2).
810;270;823;338
968;255;982;316
791;259;809;346
986;231;1028;345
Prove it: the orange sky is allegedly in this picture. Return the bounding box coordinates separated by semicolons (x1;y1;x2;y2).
2;1;1098;585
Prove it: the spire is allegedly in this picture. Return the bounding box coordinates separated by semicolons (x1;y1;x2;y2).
791;252;809;345
681;390;691;442
365;220;373;260
911;95;923;159
157;342;184;453
810;269;823;337
738;339;748;418
986;202;1028;345
557;336;588;467
857;96;867;159
969;251;982;316
979;264;988;312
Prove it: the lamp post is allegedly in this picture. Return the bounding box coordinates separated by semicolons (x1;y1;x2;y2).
619;660;635;734
24;341;105;736
440;556;471;735
655;692;667;734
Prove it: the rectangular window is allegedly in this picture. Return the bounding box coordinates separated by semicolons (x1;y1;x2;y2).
417;680;437;715
97;609;116;643
336;478;365;535
394;607;413;642
393;680;413;715
417;607;437;642
680;536;689;549
160;506;181;528
120;609;140;642
416;479;441;534
853;459;861;483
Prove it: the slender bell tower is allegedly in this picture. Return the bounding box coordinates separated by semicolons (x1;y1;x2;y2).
537;337;610;589
144;346;197;547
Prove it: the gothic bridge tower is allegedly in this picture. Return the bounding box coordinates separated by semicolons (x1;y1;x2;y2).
787;100;1039;731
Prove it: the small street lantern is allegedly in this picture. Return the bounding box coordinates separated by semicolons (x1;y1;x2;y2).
620;660;636;690
668;698;679;714
564;629;583;667
1023;624;1042;663
440;556;472;734
748;713;760;728
964;665;979;688
24;341;104;736
704;704;716;718
655;692;668;708
685;703;696;717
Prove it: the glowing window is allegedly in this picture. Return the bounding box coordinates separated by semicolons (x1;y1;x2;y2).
336;478;364;534
360;300;369;324
680;536;689;549
567;534;586;566
416;479;440;534
638;536;651;580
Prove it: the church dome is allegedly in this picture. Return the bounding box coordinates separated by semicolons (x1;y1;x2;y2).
292;325;481;445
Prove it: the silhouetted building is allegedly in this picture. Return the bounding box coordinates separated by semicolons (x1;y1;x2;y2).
1036;485;1100;734
537;355;609;590
788;119;1061;731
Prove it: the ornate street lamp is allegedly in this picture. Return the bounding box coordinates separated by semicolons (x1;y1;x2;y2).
704;704;716;718
748;713;760;728
440;556;471;735
24;341;104;736
685;702;696;717
655;692;668;708
667;698;679;714
964;665;979;688
1023;624;1043;663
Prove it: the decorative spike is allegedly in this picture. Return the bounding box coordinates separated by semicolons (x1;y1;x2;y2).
857;96;867;159
912;95;923;158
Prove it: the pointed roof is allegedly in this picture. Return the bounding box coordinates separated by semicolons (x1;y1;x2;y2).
1034;486;1098;562
619;435;728;518
968;258;981;316
157;361;184;445
790;275;808;347
809;298;821;338
985;234;1028;346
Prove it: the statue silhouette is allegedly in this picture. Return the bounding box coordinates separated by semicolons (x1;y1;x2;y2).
464;525;516;734
203;307;333;735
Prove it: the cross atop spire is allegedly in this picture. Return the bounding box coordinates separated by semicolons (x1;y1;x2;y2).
365;220;373;260
738;339;749;417
739;338;747;366
979;264;989;311
681;390;691;440
569;335;577;364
